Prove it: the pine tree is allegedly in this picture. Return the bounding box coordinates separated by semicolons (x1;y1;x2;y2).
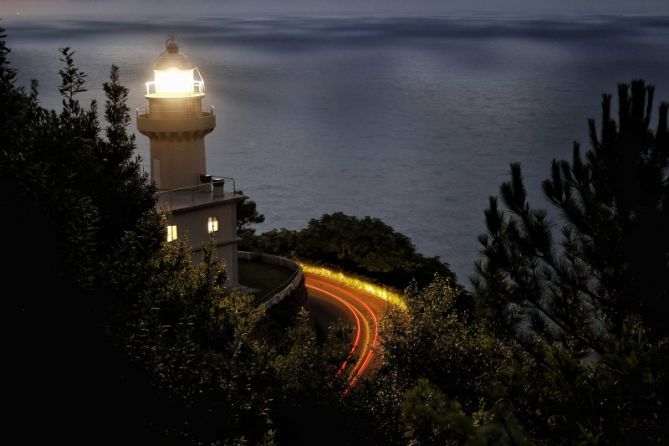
474;80;668;347
472;80;668;443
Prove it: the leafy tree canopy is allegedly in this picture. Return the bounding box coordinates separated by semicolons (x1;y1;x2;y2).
248;212;457;290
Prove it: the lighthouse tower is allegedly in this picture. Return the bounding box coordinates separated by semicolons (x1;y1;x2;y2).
137;39;243;286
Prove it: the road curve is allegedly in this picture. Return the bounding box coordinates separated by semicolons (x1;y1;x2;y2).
305;273;388;388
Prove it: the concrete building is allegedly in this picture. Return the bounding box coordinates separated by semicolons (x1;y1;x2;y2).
137;39;243;286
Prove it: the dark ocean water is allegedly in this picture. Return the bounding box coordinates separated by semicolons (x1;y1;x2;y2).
5;15;669;282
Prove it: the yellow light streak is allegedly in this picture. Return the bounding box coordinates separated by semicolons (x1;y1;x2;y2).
300;263;407;310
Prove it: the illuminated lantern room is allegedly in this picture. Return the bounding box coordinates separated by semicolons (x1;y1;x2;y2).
145;39;205;97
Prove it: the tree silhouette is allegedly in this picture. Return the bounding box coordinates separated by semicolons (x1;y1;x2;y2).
472;80;668;443
474;80;668;348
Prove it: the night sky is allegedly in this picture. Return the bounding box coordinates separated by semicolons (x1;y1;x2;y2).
2;0;668;18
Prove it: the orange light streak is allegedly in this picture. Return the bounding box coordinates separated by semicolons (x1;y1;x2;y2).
307;277;383;394
306;284;362;377
313;279;380;387
338;285;379;387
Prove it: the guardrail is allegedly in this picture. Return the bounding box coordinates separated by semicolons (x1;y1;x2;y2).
238;251;304;309
156;175;240;209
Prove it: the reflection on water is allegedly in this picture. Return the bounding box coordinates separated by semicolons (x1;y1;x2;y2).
6;15;669;282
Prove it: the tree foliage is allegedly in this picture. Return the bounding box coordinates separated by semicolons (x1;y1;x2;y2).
401;379;530;446
237;189;266;232
471;80;668;444
1;31;164;444
236;189;266;246
382;276;505;413
349;276;515;445
249;212;456;289
474;81;668;346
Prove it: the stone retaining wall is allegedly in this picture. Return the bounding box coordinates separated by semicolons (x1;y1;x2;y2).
238;251;304;308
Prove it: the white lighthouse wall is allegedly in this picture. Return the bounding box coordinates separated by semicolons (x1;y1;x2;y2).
150;137;207;190
167;201;239;286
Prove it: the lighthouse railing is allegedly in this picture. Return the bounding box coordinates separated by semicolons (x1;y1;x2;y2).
136;104;214;118
144;80;205;96
155;175;240;210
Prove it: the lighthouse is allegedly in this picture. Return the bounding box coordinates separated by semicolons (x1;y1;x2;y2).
137;39;243;286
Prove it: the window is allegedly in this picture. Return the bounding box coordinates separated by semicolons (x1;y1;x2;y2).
166;225;178;242
208;217;219;234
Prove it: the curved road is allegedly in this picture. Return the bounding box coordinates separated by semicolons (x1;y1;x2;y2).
305;273;388;388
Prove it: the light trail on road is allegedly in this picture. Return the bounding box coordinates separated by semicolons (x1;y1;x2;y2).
306;283;362;376
305;273;388;392
301;263;406;309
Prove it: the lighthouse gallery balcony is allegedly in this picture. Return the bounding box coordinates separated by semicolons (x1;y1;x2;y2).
136;103;216;136
156;176;245;213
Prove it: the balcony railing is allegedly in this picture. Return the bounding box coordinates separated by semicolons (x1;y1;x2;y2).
156;175;241;210
136;104;215;118
145;80;205;96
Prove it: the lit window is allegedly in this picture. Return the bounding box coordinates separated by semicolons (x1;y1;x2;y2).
208;217;219;234
166;225;178;242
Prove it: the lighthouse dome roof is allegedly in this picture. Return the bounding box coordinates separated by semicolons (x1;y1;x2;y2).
154;39;193;70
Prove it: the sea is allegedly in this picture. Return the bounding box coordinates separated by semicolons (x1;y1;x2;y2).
4;15;669;283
